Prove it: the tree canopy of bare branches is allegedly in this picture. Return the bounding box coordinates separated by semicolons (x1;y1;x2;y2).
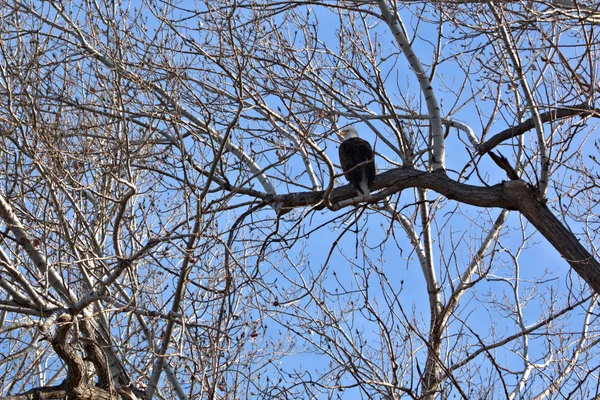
1;0;600;399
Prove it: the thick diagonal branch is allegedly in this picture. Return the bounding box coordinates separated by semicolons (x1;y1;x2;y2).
270;168;600;294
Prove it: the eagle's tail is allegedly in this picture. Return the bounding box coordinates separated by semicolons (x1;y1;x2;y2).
358;169;370;198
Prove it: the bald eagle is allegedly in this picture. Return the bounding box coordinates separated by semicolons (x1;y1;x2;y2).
338;127;376;197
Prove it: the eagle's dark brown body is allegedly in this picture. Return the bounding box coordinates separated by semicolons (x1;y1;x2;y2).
339;136;376;197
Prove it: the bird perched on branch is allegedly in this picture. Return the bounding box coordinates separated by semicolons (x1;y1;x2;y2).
338;127;376;198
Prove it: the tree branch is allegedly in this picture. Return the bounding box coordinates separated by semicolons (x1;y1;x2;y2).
271;168;600;294
270;168;511;210
377;0;445;171
477;104;599;154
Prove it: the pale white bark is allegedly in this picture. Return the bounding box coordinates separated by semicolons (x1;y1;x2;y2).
487;2;548;194
377;0;445;171
0;193;77;304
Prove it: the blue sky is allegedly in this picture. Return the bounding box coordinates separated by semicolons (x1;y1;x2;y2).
1;1;599;399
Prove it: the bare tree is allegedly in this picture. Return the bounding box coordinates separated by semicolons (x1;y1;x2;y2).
0;0;600;399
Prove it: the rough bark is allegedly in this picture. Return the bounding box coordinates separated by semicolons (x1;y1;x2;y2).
80;321;116;393
270;167;511;210
2;384;115;400
51;314;86;392
9;314;120;400
503;180;600;290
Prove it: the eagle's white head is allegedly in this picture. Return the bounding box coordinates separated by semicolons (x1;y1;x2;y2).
340;127;359;141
